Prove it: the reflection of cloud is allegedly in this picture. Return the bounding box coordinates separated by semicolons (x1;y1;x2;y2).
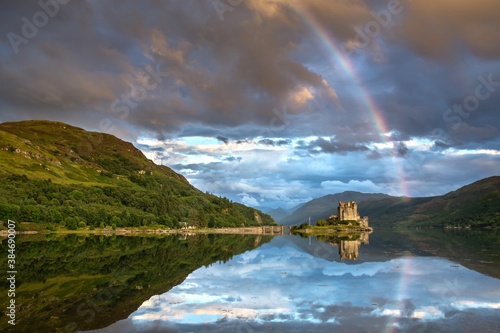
322;260;392;276
89;237;500;332
453;301;500;310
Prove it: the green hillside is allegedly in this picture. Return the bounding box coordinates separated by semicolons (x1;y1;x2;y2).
372;176;500;228
359;196;435;227
0;120;275;229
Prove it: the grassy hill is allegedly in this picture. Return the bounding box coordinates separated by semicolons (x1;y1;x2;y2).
279;177;500;229
371;176;500;228
0;120;275;229
358;196;436;227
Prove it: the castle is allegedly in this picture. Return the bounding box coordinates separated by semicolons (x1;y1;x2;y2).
328;201;369;228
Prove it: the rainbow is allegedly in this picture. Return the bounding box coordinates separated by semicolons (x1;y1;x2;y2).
289;2;409;197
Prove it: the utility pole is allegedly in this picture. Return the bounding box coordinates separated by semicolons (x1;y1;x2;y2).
308;217;311;245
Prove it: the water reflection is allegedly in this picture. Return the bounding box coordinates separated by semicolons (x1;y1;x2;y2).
0;234;271;333
88;234;500;333
316;233;370;260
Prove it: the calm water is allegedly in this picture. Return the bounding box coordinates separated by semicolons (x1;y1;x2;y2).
2;230;499;332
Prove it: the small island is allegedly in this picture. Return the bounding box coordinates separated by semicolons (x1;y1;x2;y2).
291;201;373;235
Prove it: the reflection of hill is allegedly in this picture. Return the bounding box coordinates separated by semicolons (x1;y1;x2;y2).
377;229;500;279
0;234;272;333
281;229;500;279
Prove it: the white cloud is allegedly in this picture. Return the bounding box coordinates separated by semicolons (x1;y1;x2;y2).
290;86;314;106
238;193;260;207
320;179;393;194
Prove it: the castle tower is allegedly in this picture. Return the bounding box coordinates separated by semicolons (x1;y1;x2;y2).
338;201;360;221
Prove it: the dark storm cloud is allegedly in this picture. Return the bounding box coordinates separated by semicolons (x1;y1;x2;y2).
1;0;499;145
393;141;409;157
171;162;223;173
216;135;229;144
300;137;370;155
395;0;500;59
1;0;499;206
258;139;276;146
432;140;453;150
135;144;164;152
223;156;242;162
258;138;291;146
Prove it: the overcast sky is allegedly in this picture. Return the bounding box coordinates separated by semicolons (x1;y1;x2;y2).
1;0;499;208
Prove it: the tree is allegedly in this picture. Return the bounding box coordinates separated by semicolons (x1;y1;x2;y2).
66;217;77;230
208;215;216;228
70;190;84;201
110;216;122;228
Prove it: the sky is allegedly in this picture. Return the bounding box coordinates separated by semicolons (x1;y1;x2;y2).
86;236;500;333
1;0;499;209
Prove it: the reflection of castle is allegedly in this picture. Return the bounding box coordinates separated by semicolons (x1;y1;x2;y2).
328;201;369;228
338;233;370;260
321;233;370;260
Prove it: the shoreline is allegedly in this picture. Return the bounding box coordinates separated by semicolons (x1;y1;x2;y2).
0;225;373;237
291;226;373;235
0;225;290;236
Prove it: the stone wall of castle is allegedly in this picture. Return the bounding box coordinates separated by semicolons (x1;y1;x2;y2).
359;216;369;228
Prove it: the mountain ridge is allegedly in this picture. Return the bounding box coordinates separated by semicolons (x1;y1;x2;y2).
279;178;500;229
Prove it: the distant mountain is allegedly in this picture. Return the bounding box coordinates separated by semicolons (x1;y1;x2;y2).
279;177;500;229
256;206;274;213
0;120;275;228
287;202;305;215
267;207;289;222
279;191;392;225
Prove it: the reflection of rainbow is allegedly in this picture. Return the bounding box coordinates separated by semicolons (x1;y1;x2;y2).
384;256;414;333
290;3;409;197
